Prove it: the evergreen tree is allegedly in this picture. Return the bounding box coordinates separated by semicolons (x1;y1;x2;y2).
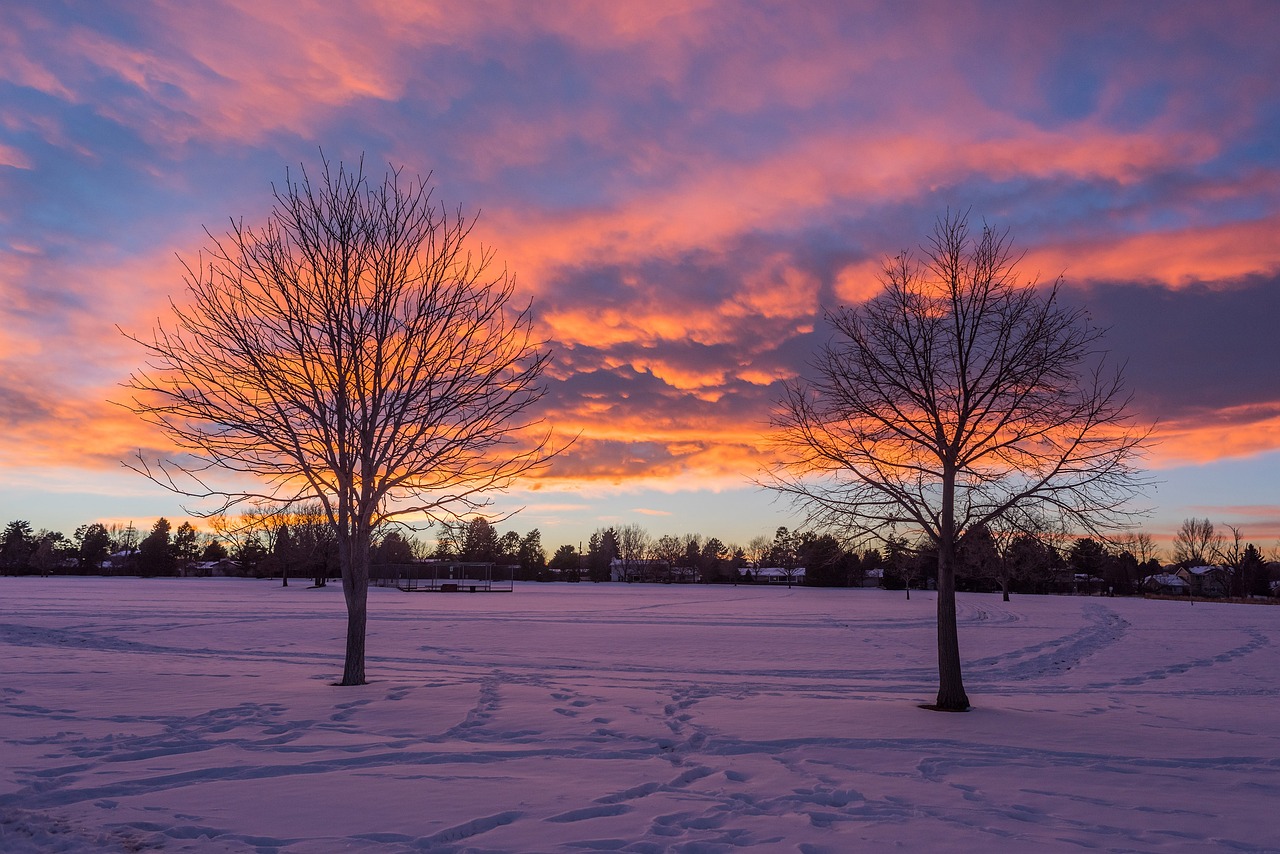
1240;544;1268;597
173;522;201;567
955;524;998;591
683;535;702;572
1069;538;1110;594
201;540;229;561
461;518;499;561
1006;535;1057;595
373;530;415;565
235;534;267;576
1108;550;1140;596
547;547;578;573
275;523;294;586
586;528;617;582
518;529;546;580
797;533;846;587
137;518;176;577
699;537;730;583
74;523;112;572
1070;538;1107;568
1;520;35;574
767;526;798;570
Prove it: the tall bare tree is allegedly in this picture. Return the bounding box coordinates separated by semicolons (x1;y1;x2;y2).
652;534;685;568
745;535;772;567
769;211;1150;711
1172;517;1220;566
123;155;553;685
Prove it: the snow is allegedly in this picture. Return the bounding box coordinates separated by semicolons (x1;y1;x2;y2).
1;578;1277;852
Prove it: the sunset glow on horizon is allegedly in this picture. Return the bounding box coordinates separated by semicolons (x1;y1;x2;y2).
2;2;1279;551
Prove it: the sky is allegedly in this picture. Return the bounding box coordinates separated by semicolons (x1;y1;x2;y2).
1;1;1278;554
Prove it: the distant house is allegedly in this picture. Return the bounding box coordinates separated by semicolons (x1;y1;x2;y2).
610;559;693;583
185;559;237;578
1073;573;1107;596
1046;569;1106;595
754;567;806;585
859;567;885;588
101;550;135;570
1175;565;1229;598
1142;573;1189;596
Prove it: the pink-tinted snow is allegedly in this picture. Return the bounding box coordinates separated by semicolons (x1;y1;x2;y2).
1;578;1276;852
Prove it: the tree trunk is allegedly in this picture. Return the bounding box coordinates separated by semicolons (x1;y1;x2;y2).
933;468;970;711
338;532;370;686
1001;578;1010;602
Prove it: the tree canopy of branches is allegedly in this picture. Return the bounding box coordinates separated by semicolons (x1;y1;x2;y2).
1173;517;1220;566
1115;531;1159;565
123;155;554;685
769;211;1150;711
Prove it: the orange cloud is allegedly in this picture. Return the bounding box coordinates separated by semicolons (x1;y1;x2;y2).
489;119;1249;305
1146;403;1280;468
1026;217;1280;288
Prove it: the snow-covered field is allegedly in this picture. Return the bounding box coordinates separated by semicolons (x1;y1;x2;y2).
1;579;1276;853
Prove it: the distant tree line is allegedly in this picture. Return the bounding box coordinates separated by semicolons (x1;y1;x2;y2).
3;513;1276;600
1;506;389;586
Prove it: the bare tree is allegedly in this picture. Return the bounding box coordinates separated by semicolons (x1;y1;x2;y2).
108;522;140;556
284;502;339;587
769;211;1150;711
1115;531;1160;565
768;526;804;588
432;519;469;559
614;523;651;581
1172;517;1221;567
1213;523;1246;597
123;155;554;685
208;513;265;561
240;504;287;554
652;534;684;567
745;535;771;567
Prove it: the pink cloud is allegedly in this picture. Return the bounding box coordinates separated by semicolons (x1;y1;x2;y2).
1025;217;1280;288
1;0;1278;516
